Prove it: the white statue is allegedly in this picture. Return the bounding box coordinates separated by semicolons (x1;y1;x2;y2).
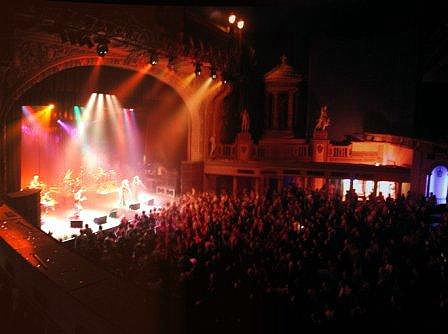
315;105;330;131
241;109;250;132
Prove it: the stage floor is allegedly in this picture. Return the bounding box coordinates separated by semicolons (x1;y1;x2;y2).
40;191;165;241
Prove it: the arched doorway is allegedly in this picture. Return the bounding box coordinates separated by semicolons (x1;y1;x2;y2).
426;165;448;204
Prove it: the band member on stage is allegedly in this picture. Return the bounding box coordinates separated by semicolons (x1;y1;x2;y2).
41;191;57;217
118;179;132;207
29;175;44;189
73;188;87;218
132;175;145;202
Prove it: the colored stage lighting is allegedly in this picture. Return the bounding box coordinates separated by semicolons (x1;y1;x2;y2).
211;67;217;80
229;14;236;24
237;20;245;29
97;43;108;57
49;104;55;109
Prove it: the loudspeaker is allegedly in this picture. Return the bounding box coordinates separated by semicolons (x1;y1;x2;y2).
94;216;107;225
129;203;140;210
70;220;83;228
109;209;118;218
5;189;41;228
147;199;154;206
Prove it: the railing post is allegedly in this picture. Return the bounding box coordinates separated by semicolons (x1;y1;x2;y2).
232;176;238;196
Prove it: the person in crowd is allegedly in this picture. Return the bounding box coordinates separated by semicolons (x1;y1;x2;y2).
73;185;448;329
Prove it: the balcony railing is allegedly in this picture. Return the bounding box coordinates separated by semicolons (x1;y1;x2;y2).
213;143;310;162
329;145;350;158
214;144;236;160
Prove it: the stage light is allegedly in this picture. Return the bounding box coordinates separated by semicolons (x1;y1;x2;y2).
49;104;55;109
237;20;245;29
229;14;236;24
211;67;217;80
97;43;108;57
195;63;202;77
150;53;158;65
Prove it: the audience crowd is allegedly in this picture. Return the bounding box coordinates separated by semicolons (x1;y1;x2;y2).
74;186;448;331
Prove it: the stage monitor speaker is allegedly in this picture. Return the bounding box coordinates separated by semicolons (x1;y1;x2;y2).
147;199;154;206
129;203;140;210
5;189;41;228
70;220;83;228
94;216;107;225
109;209;118;218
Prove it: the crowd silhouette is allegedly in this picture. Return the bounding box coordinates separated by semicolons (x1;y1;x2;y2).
74;185;448;332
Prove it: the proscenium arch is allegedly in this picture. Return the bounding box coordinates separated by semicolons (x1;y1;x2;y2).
1;55;223;195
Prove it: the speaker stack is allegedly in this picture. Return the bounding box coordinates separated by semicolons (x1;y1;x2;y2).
4;189;41;228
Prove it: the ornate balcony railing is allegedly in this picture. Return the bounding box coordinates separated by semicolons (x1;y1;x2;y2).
213;143;311;162
329;145;351;158
215;144;236;160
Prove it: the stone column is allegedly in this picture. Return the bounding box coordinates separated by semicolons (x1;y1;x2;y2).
396;182;402;198
232;176;238;196
273;93;278;130
255;177;260;194
287;91;294;131
0;116;6;197
277;177;284;193
265;93;270;130
6;106;21;193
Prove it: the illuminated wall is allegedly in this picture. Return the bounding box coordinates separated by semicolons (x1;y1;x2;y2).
428;165;448;204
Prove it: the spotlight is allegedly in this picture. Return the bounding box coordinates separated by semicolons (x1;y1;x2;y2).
211;67;217;80
48;104;55;109
237;20;245;30
97;43;108;57
195;63;202;77
150;53;158;65
229;14;236;24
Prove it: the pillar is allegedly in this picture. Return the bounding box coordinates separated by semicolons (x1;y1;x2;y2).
6;106;21;193
373;180;378;196
396;182;402;198
287;91;294;130
277;177;284;192
426;173;431;197
273;93;278;130
255;177;260;194
349;178;354;191
232;176;238;196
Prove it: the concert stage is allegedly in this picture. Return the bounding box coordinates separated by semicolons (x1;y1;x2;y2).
40;190;165;241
